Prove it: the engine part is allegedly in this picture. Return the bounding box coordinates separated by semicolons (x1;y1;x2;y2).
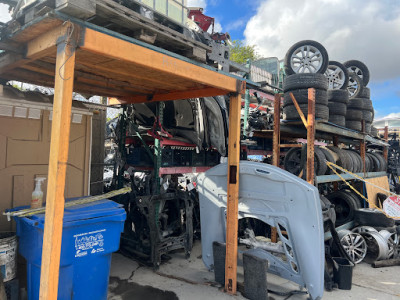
337;229;367;264
120;189;194;267
197;161;324;300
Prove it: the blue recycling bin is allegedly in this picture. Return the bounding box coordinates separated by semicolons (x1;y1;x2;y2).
14;199;126;300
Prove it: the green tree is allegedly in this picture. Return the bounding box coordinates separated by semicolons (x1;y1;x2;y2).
230;40;261;65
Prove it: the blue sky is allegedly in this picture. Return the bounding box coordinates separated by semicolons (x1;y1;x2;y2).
0;1;399;119
190;0;400;120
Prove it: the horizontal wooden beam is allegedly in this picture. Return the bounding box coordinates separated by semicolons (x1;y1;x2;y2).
3;68;142;97
26;24;71;60
0;23;72;75
0;53;28;75
120;87;229;103
80;28;240;93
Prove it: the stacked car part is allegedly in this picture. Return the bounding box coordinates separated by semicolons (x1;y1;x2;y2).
283;41;330;121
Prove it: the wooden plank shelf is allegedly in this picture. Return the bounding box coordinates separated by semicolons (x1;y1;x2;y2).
316;171;387;184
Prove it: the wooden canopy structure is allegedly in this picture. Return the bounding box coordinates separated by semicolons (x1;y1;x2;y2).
0;13;246;299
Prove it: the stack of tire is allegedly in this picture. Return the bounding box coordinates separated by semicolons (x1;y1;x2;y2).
324;61;350;127
282;40;329;122
366;151;387;172
326;146;364;173
283;146;329;176
344;60;374;134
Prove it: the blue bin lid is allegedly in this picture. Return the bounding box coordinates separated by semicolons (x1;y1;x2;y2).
27;199;126;227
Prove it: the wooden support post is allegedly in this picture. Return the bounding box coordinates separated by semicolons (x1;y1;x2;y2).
225;92;242;295
307;88;315;185
360;140;366;174
384;126;389;161
271;93;281;243
39;33;77;300
272;94;281;167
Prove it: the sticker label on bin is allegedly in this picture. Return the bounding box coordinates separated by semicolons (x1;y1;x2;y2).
74;229;106;258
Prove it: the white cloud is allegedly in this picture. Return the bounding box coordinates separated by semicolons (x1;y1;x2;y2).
244;0;400;81
0;4;12;23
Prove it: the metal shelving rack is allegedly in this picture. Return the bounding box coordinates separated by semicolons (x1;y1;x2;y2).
254;89;389;185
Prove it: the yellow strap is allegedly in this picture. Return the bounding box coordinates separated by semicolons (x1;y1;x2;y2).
326;161;400;220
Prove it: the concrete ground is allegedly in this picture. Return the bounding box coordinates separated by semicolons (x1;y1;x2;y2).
108;240;400;300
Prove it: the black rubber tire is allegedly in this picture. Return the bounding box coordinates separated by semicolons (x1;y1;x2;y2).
283;73;328;92
344;60;370;86
283;148;304;176
364;152;371;172
347;73;364;99
346;120;362;132
362;110;373;123
314;148;326;176
283;88;328;106
284;40;329;75
344;150;355;172
370;126;378;137
353;151;363;173
345;150;356;172
283;147;326;175
283;104;329;121
365;122;371;134
370;152;387;172
315;147;328;176
346;109;363;121
359;87;370;99
329;114;346;127
328;102;347;116
327;89;349;103
327;190;361;226
347;151;361;173
362;99;374;112
328;146;351;171
354;208;395;227
348;98;365;109
320;148;336;174
367;153;380;172
343;189;363;208
325;61;349;90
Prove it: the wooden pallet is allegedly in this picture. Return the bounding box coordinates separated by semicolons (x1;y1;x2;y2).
5;0;210;62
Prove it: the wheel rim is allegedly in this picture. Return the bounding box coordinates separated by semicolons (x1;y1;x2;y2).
379;230;399;259
325;65;346;89
347;75;360;97
352;226;378;234
348;66;364;82
339;230;367;264
290;45;323;73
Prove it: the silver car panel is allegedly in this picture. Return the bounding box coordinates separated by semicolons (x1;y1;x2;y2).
196;161;324;300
